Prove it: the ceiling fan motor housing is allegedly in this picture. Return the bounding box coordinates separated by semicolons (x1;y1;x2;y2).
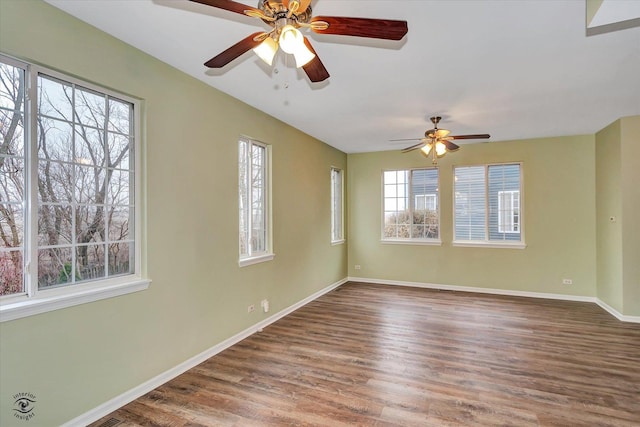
259;0;312;24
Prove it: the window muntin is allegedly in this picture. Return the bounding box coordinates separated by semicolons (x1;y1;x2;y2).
454;163;522;244
383;168;439;241
0;53;144;317
239;138;271;262
331;167;344;243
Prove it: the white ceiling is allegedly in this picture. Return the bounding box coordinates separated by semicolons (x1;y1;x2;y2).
45;0;640;153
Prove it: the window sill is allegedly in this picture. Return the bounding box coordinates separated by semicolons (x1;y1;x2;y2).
0;277;151;323
452;241;527;249
381;239;442;246
331;239;346;246
238;253;275;267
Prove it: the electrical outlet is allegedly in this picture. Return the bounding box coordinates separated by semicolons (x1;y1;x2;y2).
355;265;361;270
261;299;269;313
247;304;255;313
562;279;573;285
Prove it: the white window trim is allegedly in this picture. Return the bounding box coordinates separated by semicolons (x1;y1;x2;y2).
452;162;525;248
330;167;345;245
238;137;273;267
381;168;441;243
0;277;150;322
452;241;526;249
238;253;275;267
0;54;149;322
381;238;442;246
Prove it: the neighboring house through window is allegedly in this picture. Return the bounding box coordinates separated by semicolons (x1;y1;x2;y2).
238;137;273;266
0;54;147;321
454;163;523;247
382;168;440;243
498;190;520;233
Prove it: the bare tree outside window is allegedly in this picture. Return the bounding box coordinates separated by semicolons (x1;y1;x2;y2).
383;169;440;241
0;61;136;296
36;75;134;289
239;138;269;261
0;62;25;295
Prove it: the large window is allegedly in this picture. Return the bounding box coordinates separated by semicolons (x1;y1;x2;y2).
238;137;272;266
454;163;523;246
331;167;344;243
0;54;146;321
383;168;439;242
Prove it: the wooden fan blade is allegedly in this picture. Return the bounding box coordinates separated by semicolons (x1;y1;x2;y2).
401;142;425;153
302;38;330;82
449;134;491;140
189;0;260;16
442;140;460;151
311;16;408;40
204;32;263;68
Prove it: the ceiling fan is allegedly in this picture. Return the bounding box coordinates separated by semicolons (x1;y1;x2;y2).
392;116;491;164
190;0;408;82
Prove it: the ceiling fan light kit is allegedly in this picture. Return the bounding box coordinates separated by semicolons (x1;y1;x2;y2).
394;116;491;165
252;35;278;65
191;0;409;82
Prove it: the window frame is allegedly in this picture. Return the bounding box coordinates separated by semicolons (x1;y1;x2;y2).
381;167;441;246
330;167;345;245
0;54;149;322
238;137;273;267
452;162;525;249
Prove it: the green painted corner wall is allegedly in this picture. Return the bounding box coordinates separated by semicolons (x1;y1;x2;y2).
595;120;623;312
595;115;640;317
620;116;640;315
0;1;346;425
347;135;597;297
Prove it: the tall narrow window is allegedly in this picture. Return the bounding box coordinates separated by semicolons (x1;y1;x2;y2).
331;167;344;243
382;168;439;242
454;163;523;246
238;137;272;266
0;59;26;297
1;54;146;321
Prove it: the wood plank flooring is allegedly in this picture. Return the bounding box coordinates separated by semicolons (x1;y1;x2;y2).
90;282;640;426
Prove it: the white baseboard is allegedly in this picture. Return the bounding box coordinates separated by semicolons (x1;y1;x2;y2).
348;276;596;302
63;278;348;427
596;298;640;323
349;276;640;323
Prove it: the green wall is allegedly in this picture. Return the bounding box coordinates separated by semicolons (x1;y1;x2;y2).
348;135;597;297
596;115;640;316
595;120;623;311
621;116;640;315
0;1;346;425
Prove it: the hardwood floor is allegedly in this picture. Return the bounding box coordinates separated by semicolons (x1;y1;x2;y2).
90;282;640;426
